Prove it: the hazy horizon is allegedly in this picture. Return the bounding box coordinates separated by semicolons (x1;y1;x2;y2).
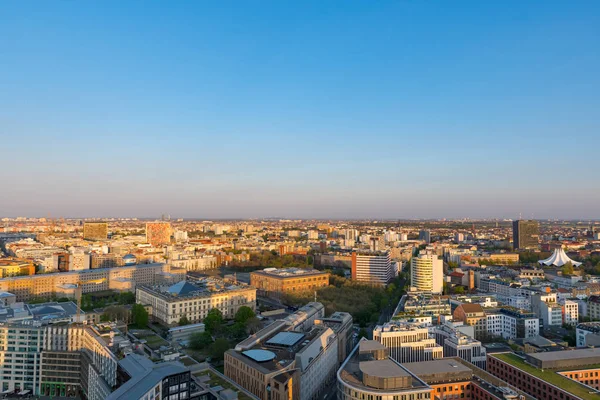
2;2;599;219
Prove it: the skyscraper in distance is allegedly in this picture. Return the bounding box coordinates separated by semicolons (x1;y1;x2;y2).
512;220;539;250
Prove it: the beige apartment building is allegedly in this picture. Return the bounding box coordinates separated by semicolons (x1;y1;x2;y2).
0;263;183;301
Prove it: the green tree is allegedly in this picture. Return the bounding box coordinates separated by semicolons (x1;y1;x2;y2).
179;316;191;326
358;328;369;340
118;292;136;305
453;286;465;295
204;308;224;334
131;304;149;328
561;262;574;276
234;306;256;325
246;317;262;334
228;322;248;341
209;338;231;360
189;331;213;350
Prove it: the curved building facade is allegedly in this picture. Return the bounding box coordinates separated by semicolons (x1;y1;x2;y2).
410;254;443;293
337;339;432;400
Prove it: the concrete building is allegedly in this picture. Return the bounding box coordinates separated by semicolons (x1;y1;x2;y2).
419;230;431;244
512;220;539;250
410;254;443;293
587;295;600;321
430;323;487;369
250;268;329;298
169;254;218;271
491;308;540;340
560;299;579;326
337;340;432;400
0;263;182;302
83;222;108;241
146;222;172;247
404;357;534;400
351;251;393;285
225;304;340;400
0;323;117;399
315;311;354;364
576;323;600;348
105;354;190;400
453;303;487;340
373;322;443;363
0;259;34;278
488;350;600;399
136;278;256;326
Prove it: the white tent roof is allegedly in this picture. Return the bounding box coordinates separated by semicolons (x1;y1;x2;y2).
538;247;582;267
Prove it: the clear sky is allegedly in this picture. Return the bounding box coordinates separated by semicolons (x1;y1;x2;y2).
1;1;599;219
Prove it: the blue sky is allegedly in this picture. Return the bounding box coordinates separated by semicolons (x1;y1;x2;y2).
1;1;599;219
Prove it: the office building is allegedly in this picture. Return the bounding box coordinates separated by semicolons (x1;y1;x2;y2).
337;339;432;400
430;323;487;369
419;230;431;244
83;222;108;241
0;263;182;302
453;303;487;340
315;311;354;364
0;324;117;399
561;299;579;326
576;323;600;348
250;268;329;298
146;222;172;247
351;251;393;285
410;254;443;293
588;295;600;321
0;259;34;278
488;350;600;399
225;304;340;400
404;357;533;400
512;220;539;250
136;278;256;325
105;354;190;400
372;322;443;363
487;308;540;340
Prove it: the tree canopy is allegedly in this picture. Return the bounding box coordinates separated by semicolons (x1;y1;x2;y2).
131;304;149;328
234;306;256;325
204;308;224;334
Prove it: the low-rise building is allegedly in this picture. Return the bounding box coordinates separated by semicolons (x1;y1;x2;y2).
136;278;256;326
250;268;329;298
488;350;600;399
0;259;34;278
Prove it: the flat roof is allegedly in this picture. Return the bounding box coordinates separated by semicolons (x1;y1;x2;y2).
403;359;472;378
251;268;327;278
529;347;600;362
360;359;410;379
266;331;304;347
491;353;600;400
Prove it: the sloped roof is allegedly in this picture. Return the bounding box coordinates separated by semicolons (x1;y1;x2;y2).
538;248;582;267
167;281;200;296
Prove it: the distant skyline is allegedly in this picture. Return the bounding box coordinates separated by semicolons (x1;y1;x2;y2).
1;2;599;219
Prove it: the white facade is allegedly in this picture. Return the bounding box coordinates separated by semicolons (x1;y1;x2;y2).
298;327;338;400
410;254;443;293
373;322;443;363
353;252;393;284
560;299;579;326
